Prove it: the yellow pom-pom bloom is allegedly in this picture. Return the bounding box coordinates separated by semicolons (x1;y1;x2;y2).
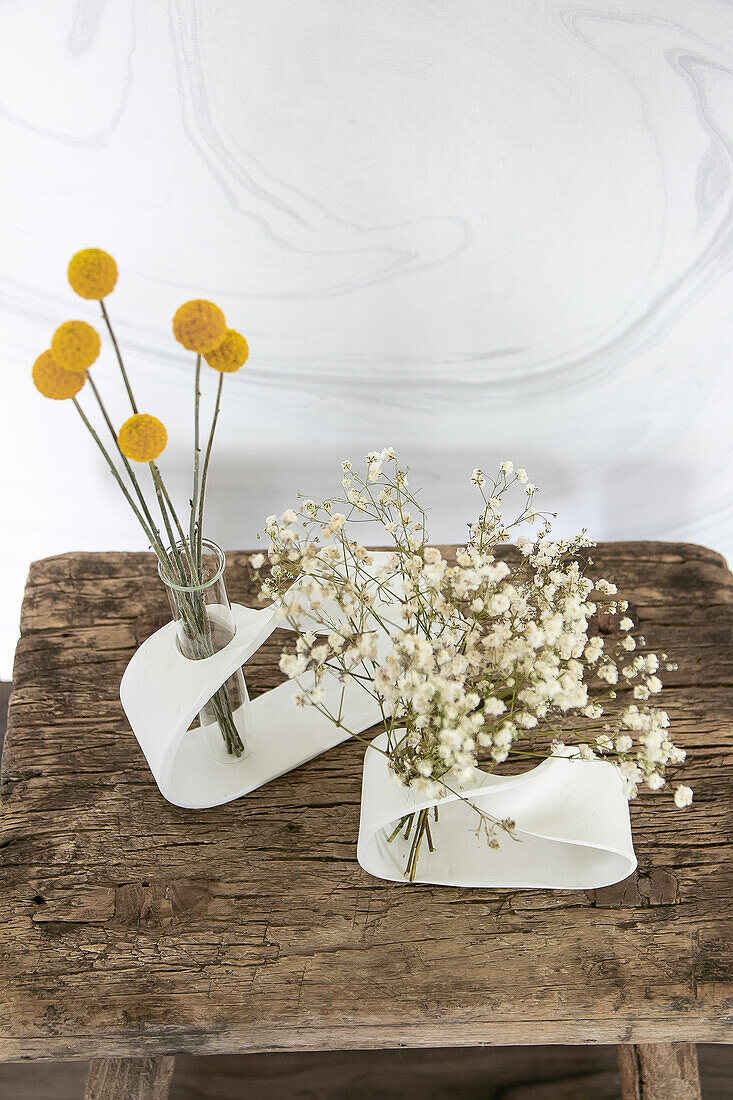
204;328;249;373
68;248;118;300
172;299;226;354
117;414;168;463
51;320;101;371
32;349;86;400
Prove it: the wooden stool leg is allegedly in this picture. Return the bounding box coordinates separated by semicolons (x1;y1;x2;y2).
618;1043;701;1100
85;1056;175;1100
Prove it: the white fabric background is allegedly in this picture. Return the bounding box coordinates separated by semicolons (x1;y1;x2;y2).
1;1;732;676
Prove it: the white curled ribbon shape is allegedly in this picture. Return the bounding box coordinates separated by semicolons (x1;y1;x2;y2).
357;733;636;888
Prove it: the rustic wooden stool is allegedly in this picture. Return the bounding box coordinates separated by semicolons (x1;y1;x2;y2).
1;544;730;1099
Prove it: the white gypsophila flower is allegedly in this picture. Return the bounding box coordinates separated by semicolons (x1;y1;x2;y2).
674;785;693;808
516;712;538;729
483;697;507;716
258;451;687;858
249;553;265;569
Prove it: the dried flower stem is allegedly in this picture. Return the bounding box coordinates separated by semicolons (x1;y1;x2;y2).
191;354;202;573
86;313;241;755
86;373;170;566
196;372;224;567
72;399;157;549
99;300;137;413
37;274;247;757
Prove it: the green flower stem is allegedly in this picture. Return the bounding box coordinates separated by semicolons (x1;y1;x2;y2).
145;418;242;755
84;312;243;757
150;462;198;581
148;463;189;586
196;371;223;566
386;816;409;843
72;398;157;549
94;303;190;590
190;354;202;567
144;480;240;756
99;300;137;414
86;373;168;563
405;809;427;882
95;304;193;582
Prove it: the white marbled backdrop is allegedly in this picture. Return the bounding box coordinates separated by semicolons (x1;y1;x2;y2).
1;1;732;676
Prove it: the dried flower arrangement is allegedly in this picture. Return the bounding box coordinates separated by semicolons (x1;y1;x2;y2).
253;450;692;880
32;249;250;755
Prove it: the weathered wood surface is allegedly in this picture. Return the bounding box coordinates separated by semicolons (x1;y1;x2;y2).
617;1042;702;1100
1;543;731;1061
85;1055;175;1099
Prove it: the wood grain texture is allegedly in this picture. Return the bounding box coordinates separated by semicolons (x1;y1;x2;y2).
618;1042;701;1100
0;542;731;1061
85;1056;175;1100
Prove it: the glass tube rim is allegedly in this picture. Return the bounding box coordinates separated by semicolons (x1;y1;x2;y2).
157;538;226;594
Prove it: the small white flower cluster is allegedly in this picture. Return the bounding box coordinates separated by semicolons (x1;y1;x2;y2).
251;453;691;816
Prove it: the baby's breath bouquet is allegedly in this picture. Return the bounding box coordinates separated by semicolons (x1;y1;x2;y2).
32;249;250;755
253;450;692;880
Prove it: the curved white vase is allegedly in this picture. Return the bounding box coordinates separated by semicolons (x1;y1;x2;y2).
120;602;381;809
357;733;637;889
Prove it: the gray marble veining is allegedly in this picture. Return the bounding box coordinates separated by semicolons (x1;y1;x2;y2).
1;0;732;674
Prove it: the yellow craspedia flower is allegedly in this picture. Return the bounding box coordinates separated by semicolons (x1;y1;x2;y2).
51;320;101;371
117;414;168;463
204;328;249;373
68;248;118;300
32;349;86;400
172;299;226;354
